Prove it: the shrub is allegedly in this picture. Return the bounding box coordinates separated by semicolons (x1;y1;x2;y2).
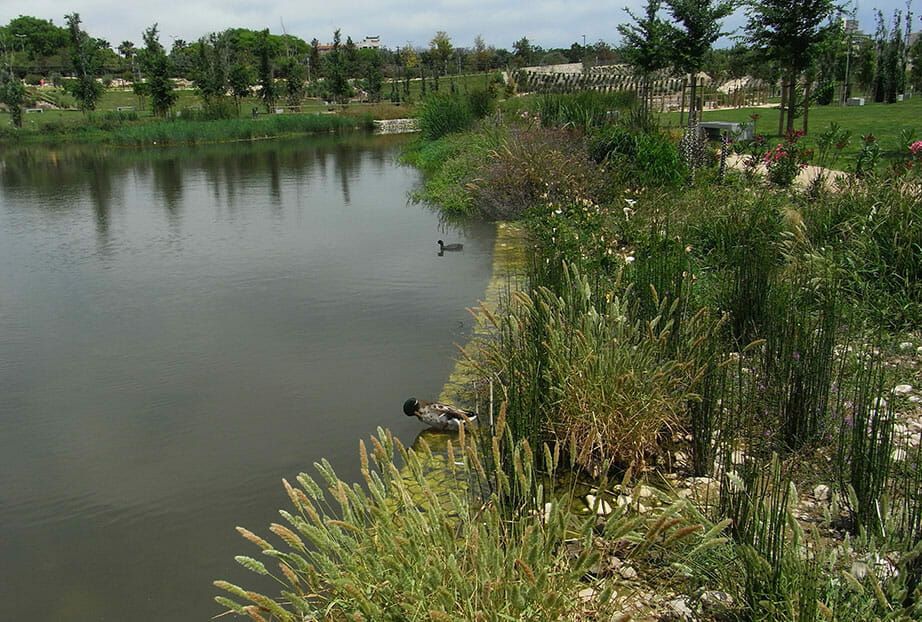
417;92;473;141
534;91;635;132
469;126;608;220
476;262;718;470
763;130;809;187
215;428;616;621
466;87;496;119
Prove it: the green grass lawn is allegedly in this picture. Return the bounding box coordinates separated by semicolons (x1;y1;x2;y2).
0;85;418;144
662;97;922;169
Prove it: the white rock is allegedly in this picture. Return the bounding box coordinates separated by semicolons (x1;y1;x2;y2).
892;447;907;462
637;484;655;498
916;345;922;355
813;484;831;501
893;384;914;395
616;494;633;508
664;597;694;621
700;590;735;615
910;396;921;403
673;451;689;467
585;494;613;516
638;503;651;514
578;587;596;602
619;565;638;580
899;342;914;351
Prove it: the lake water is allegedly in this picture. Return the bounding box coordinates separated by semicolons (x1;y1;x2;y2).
0;134;495;620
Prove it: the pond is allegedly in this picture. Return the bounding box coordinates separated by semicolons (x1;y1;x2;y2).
0;134;495;620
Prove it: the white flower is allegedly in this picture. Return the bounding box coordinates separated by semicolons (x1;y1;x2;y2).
624;255;635;264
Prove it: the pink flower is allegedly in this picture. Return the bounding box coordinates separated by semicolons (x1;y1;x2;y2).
910;140;922;156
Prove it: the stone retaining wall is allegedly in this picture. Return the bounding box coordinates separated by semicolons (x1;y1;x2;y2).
373;118;420;134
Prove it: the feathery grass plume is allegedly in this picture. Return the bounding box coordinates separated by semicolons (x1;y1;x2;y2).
236;526;272;551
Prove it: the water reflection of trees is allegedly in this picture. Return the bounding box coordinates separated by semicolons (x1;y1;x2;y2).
0;134;408;225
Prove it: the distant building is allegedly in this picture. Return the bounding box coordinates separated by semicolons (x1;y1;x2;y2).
358;36;380;49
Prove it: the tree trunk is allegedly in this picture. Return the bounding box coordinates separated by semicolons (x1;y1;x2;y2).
688;73;698;127
778;82;786;136
679;78;687;126
802;80;811;134
786;74;797;134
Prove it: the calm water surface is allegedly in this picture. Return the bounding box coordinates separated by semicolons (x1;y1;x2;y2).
0;135;495;620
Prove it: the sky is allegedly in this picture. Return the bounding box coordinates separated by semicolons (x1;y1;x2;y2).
0;0;916;51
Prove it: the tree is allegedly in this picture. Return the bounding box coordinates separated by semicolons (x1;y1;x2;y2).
665;0;734;126
326;29;350;103
0;62;26;127
512;37;534;67
309;38;321;79
194;34;228;106
429;31;452;75
909;34;922;92
282;56;305;105
64;13;103;113
227;61;252;113
618;0;673;116
358;48;383;101
6;15;69;60
745;0;837;133
256;29;277;111
139;25;176;117
471;35;492;71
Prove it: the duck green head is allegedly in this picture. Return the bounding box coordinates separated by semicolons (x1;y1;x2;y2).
403;398;419;416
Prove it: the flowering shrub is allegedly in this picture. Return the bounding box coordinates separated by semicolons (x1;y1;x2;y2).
854;133;881;178
906;140;922;178
763;130;809;187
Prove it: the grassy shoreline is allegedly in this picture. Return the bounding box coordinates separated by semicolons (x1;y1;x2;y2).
215;92;922;620
0;111;378;147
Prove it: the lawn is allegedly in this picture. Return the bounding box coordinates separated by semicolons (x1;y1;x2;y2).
662;96;922;169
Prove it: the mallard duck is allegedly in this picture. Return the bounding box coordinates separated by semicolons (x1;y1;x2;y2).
437;240;463;252
403;397;477;431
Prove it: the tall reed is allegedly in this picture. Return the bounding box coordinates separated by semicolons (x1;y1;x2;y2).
835;344;895;535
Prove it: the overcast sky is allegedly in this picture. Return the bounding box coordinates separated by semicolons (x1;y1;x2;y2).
0;1;916;50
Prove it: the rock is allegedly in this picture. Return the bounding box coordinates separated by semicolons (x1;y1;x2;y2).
910;395;921;403
892;447;908;462
916;345;922;355
677;488;693;499
619;565;638;580
731;449;747;465
543;502;554;525
899;342;914;351
661;597;694;621
638;503;651;514
813;484;831;502
586;494;613;516
700;590;735;616
637;485;655;498
616;494;633;508
893;384;914;395
578;587;597;602
673;451;689;467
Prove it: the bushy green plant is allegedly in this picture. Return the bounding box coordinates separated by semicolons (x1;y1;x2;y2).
215;427;615;621
475;262;718;470
417;92;474;141
533;91;635;132
470;126;609;220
